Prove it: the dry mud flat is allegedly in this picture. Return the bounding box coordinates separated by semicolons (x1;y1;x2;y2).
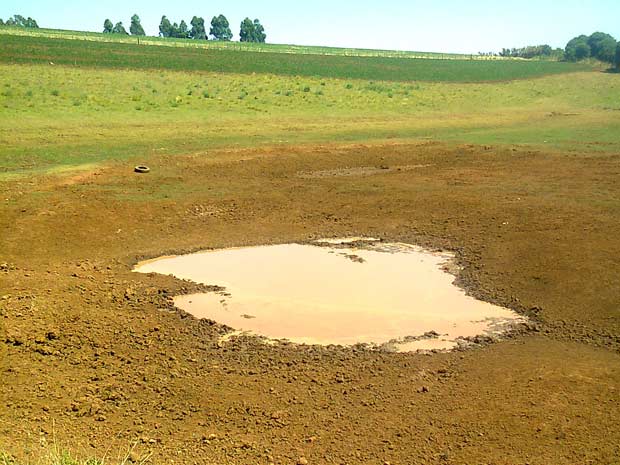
1;142;620;464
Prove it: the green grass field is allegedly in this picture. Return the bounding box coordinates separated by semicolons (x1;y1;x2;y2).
0;25;513;59
0;30;617;180
1;62;619;178
0;33;587;83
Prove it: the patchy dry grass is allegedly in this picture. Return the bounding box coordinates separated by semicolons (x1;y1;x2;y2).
0;439;153;465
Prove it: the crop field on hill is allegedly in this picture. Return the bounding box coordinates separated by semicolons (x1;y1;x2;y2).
1;31;619;465
0;25;506;59
0;33;588;82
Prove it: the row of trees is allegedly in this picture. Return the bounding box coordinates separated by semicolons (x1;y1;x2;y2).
103;14;144;36
499;45;563;60
159;14;265;42
103;14;266;43
500;32;620;69
0;14;39;28
158;15;233;40
564;32;618;64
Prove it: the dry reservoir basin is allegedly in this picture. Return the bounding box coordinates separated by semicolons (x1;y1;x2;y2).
134;240;525;352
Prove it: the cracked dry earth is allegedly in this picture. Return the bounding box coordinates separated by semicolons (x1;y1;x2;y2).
1;142;619;464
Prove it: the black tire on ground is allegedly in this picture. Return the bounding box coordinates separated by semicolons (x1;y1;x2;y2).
134;166;150;174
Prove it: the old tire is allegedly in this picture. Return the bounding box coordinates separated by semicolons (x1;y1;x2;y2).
134;165;150;174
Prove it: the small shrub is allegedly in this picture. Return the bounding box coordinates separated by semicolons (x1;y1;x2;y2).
345;83;353;89
25;89;33;97
303;86;311;93
51;89;60;96
202;90;210;98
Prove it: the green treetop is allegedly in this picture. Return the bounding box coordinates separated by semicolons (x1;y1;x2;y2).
112;21;128;35
239;17;266;43
159;16;172;37
564;35;591;61
210;14;232;41
190;16;207;40
130;14;146;36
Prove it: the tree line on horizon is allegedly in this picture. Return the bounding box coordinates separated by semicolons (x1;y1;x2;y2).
0;14;39;28
499;44;564;60
500;31;619;68
564;32;618;64
102;13;266;43
1;13;618;68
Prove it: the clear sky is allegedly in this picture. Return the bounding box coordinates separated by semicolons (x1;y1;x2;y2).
1;0;618;54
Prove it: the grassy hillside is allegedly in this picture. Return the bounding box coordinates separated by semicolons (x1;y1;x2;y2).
1;61;619;179
0;30;615;180
0;33;588;82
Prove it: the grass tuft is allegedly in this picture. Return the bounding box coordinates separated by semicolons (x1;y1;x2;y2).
0;438;153;465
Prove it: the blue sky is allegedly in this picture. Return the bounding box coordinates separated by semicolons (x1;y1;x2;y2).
1;0;618;53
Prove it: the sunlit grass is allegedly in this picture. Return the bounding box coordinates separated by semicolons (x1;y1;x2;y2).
1;62;619;178
0;34;588;83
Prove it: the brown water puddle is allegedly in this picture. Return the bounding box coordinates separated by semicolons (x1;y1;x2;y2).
134;240;525;352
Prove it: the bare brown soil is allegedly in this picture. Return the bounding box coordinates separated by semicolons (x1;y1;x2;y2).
1;142;619;464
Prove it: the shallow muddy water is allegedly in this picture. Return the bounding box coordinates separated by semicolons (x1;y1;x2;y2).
134;240;525;352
